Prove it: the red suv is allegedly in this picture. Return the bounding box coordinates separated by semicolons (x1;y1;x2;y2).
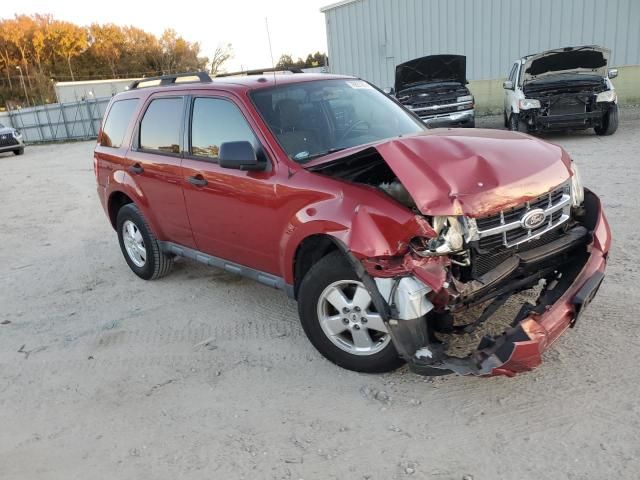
94;72;610;377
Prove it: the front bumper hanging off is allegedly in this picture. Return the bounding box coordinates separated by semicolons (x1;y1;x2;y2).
366;190;610;377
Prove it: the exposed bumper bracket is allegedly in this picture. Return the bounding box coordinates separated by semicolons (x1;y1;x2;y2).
571;270;605;328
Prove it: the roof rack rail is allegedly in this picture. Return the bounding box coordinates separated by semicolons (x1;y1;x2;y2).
215;67;304;78
127;71;213;90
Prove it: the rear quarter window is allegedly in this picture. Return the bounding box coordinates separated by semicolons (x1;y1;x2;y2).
100;99;139;148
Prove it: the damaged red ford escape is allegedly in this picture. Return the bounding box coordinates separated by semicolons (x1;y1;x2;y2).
94;72;610;377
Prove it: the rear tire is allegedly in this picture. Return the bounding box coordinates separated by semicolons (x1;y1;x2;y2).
13;148;24;156
503;110;509;128
594;104;618;136
297;251;403;373
116;203;173;280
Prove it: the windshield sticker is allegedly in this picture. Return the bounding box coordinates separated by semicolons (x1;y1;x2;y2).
345;80;373;89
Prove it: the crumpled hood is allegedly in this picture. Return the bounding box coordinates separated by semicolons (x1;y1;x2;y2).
523;45;610;83
307;129;573;217
395;55;466;92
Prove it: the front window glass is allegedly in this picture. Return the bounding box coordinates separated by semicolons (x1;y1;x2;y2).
251;79;425;163
190;98;258;160
508;63;517;83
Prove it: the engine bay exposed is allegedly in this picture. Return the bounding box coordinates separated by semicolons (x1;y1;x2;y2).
519;74;614;132
524;76;607;117
309;146;600;374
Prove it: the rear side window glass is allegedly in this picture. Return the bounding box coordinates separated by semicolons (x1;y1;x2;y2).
190;98;258;160
139;97;183;154
100;99;138;148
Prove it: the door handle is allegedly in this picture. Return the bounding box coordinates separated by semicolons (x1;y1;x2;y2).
188;175;208;187
129;163;144;174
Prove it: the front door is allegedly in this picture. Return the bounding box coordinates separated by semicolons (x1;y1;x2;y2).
181;95;283;275
504;62;519;116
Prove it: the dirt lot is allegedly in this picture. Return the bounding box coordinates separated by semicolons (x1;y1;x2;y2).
1;109;639;480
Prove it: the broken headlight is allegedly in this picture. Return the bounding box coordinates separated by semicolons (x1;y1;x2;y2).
570;162;585;207
411;216;465;257
456;95;473;103
596;90;617;103
519;98;541;110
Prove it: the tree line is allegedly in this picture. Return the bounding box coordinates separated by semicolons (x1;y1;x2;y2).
0;15;212;106
276;52;328;70
0;14;328;108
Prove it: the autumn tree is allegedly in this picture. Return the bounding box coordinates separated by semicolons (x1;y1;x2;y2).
209;43;233;76
3;16;36;88
158;28;206;75
50;21;88;81
120;26;161;75
0;15;209;105
88;23;125;77
305;51;328;67
0;24;17;89
276;54;297;69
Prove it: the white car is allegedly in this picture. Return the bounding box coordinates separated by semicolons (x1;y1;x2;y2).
503;45;618;135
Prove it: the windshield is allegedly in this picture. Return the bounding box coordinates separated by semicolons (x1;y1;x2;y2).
250;79;425;163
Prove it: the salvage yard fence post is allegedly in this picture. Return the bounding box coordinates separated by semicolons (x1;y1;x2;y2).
1;97;111;144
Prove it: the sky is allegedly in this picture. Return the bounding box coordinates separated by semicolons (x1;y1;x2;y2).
3;0;332;72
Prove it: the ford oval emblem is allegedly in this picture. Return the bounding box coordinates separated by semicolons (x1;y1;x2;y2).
521;209;547;229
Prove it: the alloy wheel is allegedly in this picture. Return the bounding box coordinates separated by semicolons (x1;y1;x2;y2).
122;220;147;267
316;280;390;356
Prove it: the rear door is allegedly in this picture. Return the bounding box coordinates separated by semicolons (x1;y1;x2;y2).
181;94;282;275
126;94;196;247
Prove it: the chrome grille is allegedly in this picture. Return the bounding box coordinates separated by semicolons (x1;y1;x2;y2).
467;183;571;251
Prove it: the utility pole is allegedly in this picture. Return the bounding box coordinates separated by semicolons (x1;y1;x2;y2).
16;66;30;107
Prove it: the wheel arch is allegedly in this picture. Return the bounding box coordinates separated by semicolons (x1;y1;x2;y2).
107;190;134;229
105;169;163;238
292;234;344;299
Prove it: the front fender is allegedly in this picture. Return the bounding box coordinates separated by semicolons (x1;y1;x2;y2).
279;190;437;285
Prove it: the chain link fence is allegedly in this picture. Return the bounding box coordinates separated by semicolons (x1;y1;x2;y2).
0;97;110;144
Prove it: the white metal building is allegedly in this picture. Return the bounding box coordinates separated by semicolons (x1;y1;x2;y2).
54;78;138;104
321;0;640;106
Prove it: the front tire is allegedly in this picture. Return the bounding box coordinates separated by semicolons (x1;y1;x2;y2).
594;104;618;136
508;112;519;131
13;148;24;155
116;203;173;280
297;252;403;373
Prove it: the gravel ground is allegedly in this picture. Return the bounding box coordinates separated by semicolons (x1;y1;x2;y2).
1;108;639;480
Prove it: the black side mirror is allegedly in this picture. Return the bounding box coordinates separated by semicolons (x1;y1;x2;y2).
218;141;264;171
